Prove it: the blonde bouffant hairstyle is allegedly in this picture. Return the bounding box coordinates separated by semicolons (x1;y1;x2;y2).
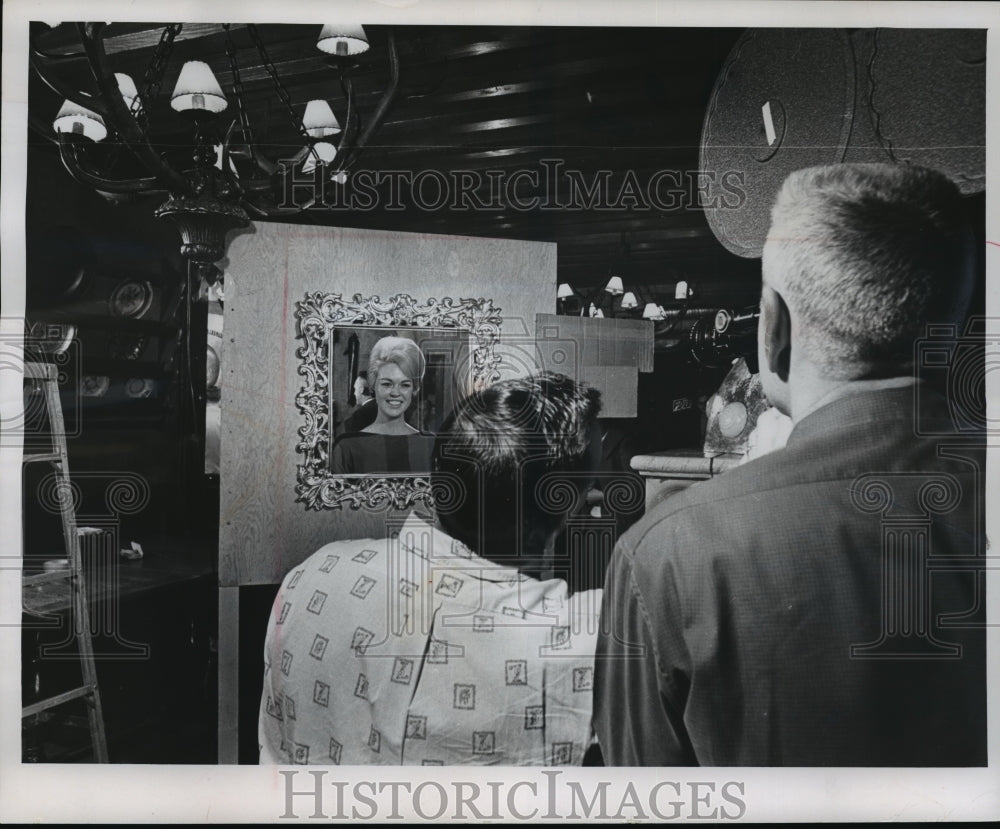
366;336;426;385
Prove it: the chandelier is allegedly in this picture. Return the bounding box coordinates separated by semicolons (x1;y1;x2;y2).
30;22;400;268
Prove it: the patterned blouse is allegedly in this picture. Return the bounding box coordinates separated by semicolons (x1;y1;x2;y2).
259;513;602;765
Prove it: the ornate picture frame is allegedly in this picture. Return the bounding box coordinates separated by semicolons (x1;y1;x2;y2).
294;292;503;510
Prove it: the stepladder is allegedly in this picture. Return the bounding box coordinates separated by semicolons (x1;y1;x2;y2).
21;361;109;762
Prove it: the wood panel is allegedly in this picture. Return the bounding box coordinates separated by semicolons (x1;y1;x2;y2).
219;221;555;586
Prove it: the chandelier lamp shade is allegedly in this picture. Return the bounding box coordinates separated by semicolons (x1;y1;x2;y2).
170;61;228;114
302;99;342;138
31;21;400;266
52;98;107;141
557;275;696;320
317;24;370;57
114;73;139;113
642;303;666;321
301;141;338;174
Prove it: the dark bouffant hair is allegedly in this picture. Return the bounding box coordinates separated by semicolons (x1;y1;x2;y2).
432;371;602;571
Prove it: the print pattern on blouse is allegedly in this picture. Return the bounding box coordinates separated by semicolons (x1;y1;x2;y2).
259;514;602;765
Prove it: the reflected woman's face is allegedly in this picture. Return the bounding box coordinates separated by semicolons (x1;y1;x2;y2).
373;362;415;420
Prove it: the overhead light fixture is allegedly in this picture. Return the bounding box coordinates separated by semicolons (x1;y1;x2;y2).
604;275;624;295
317;24;370;57
302;99;342;138
302;141;337;174
557;283;575;299
114;73;139;113
620;291;639;310
32;21;400;268
642;303;666;321
170;60;228;113
52;99;107;141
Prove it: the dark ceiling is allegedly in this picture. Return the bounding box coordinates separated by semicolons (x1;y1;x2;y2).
29;23;762;307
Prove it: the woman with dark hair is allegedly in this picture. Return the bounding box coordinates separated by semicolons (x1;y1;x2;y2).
330;336;436;474
260;372;605;766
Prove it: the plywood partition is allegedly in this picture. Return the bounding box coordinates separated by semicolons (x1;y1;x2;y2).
219;222;556;587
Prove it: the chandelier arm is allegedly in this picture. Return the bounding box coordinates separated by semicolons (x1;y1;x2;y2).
77;23;192;195
56;135;164;194
219;121;246;198
222;23;267;174
229;146;279;177
30;51;111;118
28;110;62;145
241;180;278;195
340;28;400;171
334;75;358;172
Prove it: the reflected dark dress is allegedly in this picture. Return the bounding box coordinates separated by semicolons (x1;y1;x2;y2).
330;431;436;475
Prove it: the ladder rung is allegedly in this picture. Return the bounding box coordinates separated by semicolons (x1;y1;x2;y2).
23;571;74;587
22;452;62;464
22;362;56;381
21;361;108;761
22;685;95;718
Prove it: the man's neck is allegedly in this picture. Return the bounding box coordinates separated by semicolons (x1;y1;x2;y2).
790;372;917;424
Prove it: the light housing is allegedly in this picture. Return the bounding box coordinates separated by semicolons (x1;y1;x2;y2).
303;99;342;137
53;100;107;141
317;24;370;57
171;61;228;113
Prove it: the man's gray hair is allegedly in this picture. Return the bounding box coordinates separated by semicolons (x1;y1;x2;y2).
763;163;973;376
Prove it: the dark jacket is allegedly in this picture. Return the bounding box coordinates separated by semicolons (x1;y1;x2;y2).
594;384;986;766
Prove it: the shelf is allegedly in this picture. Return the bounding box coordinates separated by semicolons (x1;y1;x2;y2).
33;311;178;335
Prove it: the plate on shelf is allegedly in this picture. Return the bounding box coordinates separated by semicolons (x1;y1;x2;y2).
125;378;155;399
109;279;154;319
80;375;110;398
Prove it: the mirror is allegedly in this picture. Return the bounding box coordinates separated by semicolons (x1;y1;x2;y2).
295;292;503;510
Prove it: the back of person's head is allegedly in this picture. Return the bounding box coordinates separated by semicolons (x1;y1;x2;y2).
367;336;426;384
432;371;602;571
762;163;974;378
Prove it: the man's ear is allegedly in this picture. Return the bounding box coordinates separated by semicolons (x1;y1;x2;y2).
761;284;791;382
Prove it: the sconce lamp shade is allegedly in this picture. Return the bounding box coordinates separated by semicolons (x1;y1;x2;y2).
557;282;575;299
302;141;338;173
303;99;342;137
318;24;370;56
675;280;691;299
620;291;639;309
171;61;228;113
115;73;140;112
642;302;666;320
53;100;107;142
604;275;624;295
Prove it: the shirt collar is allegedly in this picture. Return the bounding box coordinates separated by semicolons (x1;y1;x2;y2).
397;512;532;583
787;378;923;447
